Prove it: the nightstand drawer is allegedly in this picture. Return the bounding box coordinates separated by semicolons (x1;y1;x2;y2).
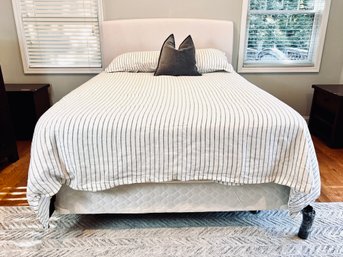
313;90;339;112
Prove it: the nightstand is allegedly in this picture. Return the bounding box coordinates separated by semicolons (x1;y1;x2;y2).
5;84;51;140
308;84;343;148
0;66;18;165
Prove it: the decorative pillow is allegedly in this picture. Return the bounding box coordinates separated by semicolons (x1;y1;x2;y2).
105;51;160;73
154;34;201;76
196;48;234;73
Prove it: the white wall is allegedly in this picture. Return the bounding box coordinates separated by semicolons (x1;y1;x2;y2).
1;0;343;113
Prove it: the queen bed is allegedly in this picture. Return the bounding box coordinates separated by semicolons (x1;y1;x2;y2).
27;19;320;238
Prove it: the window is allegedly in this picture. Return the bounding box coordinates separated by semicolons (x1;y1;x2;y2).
12;0;103;74
238;0;331;73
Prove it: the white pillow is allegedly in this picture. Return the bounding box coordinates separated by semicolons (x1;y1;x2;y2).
105;48;233;73
196;48;234;73
105;51;160;73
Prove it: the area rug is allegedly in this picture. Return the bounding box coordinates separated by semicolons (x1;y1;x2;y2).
0;203;342;257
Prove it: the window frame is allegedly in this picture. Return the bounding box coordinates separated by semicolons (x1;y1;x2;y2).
12;0;104;74
238;0;331;73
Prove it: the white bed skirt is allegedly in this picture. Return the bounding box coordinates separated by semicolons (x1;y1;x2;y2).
55;182;290;214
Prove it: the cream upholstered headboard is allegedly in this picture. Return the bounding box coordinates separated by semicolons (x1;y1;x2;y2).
101;19;234;68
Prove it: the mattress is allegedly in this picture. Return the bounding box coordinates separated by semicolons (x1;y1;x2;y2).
55;182;290;214
27;71;320;227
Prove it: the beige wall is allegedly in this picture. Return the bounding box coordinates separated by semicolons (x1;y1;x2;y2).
1;0;343;114
341;67;343;83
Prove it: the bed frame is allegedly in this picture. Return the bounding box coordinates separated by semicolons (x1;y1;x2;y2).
54;19;314;239
100;18;234;68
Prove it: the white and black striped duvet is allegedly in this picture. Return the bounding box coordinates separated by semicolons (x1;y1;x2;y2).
28;71;320;227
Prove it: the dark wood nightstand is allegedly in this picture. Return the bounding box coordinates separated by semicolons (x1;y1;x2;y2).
0;66;18;165
308;84;343;148
5;83;51;140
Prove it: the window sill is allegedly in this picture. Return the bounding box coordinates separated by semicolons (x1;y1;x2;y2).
23;67;103;74
237;65;320;73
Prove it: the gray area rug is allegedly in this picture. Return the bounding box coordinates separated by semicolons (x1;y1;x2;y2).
0;203;342;257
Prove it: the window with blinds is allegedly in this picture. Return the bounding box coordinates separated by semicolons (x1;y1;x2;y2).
12;0;103;74
238;0;331;73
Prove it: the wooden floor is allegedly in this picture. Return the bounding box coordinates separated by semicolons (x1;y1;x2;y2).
312;137;343;202
0;141;30;206
0;137;342;206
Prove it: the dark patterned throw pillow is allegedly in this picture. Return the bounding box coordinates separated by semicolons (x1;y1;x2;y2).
154;34;201;76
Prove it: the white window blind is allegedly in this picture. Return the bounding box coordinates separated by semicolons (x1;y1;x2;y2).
238;0;331;73
12;0;102;74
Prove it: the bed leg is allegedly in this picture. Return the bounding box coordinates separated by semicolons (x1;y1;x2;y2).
49;195;56;217
298;205;315;239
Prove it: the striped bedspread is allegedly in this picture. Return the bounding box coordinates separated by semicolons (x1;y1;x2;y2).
28;71;320;227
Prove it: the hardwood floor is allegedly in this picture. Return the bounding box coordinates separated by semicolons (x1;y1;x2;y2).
313;137;343;202
0;140;30;206
0;137;342;206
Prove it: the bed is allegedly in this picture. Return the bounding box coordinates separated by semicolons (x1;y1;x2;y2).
27;19;320;238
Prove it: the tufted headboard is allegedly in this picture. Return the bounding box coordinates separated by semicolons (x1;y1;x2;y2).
101;19;234;68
